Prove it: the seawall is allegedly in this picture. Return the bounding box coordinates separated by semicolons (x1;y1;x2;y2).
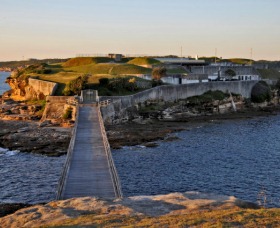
100;81;259;123
28;78;57;97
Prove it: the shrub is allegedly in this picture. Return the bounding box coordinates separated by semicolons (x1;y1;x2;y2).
251;81;272;103
152;79;163;87
187;90;228;105
99;78;110;86
152;67;167;81
62;107;73;119
63;74;88;95
98;87;113;96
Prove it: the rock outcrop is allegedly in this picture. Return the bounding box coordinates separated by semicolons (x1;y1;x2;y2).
4;77;57;101
0;192;266;227
0;120;71;156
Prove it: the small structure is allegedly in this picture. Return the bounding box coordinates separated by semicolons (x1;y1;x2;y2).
141;73;208;85
108;54;123;62
155;58;207;67
191;66;260;81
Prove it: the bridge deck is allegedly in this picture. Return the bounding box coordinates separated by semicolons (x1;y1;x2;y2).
59;104;116;199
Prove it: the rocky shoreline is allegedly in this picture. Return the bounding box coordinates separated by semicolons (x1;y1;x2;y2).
1;88;280;220
106;106;280;149
0;120;71;156
0;100;279;155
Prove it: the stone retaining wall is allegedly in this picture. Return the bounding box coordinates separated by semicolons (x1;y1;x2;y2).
100;81;259;123
28;78;58;97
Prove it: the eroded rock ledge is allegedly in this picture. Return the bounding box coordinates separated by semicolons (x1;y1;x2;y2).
0;192;268;227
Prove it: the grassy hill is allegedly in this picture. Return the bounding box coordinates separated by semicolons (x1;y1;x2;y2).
226;58;253;65
62;57;112;67
198;57;254;65
127;57;160;66
65;63;151;75
0;59;67;69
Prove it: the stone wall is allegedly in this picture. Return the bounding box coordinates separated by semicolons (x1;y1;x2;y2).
28;78;57;99
190;66;259;75
100;81;259;123
42;96;76;122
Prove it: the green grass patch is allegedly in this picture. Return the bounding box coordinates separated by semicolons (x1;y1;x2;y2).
37;72;82;95
167;68;188;74
66;63;113;74
110;64;151;74
66;63;151;75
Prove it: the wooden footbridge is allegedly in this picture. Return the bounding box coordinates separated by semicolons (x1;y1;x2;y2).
56;90;122;200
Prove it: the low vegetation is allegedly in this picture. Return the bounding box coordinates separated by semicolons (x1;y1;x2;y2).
187;90;229;105
62;74;88;95
96;76;147;96
62;107;73;119
257;69;280;80
251;81;272;103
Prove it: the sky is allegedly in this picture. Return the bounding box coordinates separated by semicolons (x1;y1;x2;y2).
0;0;280;61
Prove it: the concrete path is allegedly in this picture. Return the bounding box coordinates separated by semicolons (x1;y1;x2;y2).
58;104;116;199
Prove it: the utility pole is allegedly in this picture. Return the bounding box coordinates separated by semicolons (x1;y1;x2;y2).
181;46;183;65
215;48;217;64
250;48;253;65
181;46;183;58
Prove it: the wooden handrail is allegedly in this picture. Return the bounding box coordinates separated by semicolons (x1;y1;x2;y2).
97;105;123;198
56;103;79;200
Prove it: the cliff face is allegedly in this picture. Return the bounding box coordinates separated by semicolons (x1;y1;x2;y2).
4;77;57;100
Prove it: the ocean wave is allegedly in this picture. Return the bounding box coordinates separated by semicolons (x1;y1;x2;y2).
0;147;19;156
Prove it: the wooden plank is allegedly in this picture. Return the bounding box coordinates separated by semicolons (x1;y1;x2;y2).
59;105;117;199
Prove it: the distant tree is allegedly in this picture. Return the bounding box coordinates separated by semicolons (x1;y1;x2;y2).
127;77;137;91
99;78;110;87
63;74;88;95
152;66;167;81
225;69;236;77
275;79;280;96
251;81;272;103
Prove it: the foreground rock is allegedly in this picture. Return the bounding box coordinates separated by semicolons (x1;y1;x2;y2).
3;192;278;227
0;204;30;218
0;120;71;156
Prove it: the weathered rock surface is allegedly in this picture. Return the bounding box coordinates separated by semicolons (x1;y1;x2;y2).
0;192;261;227
0;120;71;156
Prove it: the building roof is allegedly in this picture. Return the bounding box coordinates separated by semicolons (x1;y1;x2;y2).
155;58;206;65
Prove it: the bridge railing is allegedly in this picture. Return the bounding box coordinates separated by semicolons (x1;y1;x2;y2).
99;99;111;107
97;105;123;199
56;103;80;200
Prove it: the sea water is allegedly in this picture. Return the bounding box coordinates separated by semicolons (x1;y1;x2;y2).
113;115;280;207
0;148;65;204
0;71;10;95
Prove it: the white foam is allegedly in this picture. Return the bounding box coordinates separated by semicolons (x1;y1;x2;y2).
0;147;19;156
